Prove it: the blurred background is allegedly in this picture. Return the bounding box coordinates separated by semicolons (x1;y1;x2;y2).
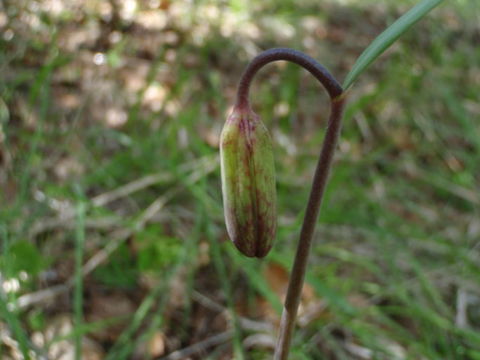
0;0;479;359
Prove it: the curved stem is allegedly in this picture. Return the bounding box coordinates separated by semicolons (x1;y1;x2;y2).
236;48;343;109
234;48;346;359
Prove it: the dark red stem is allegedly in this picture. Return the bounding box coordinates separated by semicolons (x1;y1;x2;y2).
234;48;346;359
235;48;342;109
274;95;346;359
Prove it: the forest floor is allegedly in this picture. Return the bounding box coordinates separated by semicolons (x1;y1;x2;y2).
1;0;479;359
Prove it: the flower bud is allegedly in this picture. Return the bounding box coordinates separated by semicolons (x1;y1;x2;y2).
220;106;276;258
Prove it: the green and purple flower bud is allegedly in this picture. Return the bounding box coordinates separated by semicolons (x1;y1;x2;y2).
220;105;276;258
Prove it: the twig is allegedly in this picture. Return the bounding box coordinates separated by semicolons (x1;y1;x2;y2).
192;290;274;333
91;155;216;208
243;333;276;350
191;290;225;313
157;331;233;360
29;216;120;238
16;283;70;309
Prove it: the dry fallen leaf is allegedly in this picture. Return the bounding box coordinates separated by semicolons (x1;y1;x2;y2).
149;331;167;357
253;262;323;325
133;331;166;358
86;292;135;342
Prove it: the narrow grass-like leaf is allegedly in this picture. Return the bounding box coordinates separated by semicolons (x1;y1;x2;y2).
74;201;86;360
228;248;282;313
208;220;245;360
0;296;32;359
269;252;356;315
0;226;32;359
343;0;445;89
131;209;203;357
104;275;169;360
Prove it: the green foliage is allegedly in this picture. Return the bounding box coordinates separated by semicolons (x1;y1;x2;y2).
93;225;182;288
1;240;48;277
93;244;138;289
136;225;181;272
27;309;46;332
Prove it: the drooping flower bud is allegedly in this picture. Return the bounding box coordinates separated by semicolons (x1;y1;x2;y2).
220;105;276;258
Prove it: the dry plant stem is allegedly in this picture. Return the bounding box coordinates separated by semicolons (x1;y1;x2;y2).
235;48;346;359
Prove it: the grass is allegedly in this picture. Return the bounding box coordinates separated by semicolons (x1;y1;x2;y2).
74;198;86;360
0;0;479;359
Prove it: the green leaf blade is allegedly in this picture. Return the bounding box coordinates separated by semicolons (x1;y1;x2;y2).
343;0;445;90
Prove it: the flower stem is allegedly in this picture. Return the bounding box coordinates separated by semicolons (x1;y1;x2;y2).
273;95;346;359
236;48;342;110
235;48;346;359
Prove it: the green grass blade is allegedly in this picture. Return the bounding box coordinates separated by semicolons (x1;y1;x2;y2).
207;220;245;359
343;0;445;89
0;225;32;359
0;298;32;359
74;201;86;360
